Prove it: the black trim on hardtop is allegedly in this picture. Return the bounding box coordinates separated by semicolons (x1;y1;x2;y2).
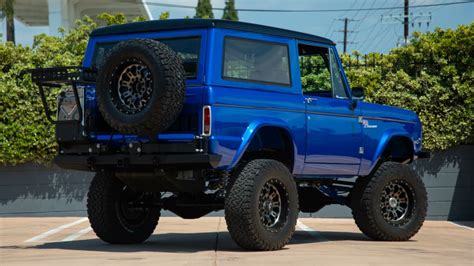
90;19;335;45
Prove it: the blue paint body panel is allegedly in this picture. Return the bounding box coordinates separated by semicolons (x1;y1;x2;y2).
81;22;424;178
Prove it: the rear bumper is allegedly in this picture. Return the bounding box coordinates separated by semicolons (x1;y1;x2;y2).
55;153;221;171
55;137;221;171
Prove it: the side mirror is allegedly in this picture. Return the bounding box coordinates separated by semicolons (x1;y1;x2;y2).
352;86;365;100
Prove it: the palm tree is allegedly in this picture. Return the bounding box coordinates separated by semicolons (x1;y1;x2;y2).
0;0;15;43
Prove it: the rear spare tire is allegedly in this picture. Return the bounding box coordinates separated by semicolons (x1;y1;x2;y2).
96;39;185;136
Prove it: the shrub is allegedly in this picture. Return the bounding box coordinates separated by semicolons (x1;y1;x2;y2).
342;23;473;150
1;15;109;164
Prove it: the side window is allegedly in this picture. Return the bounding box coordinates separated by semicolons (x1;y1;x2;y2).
298;44;332;97
298;44;348;99
222;37;291;86
329;48;348;99
92;37;201;79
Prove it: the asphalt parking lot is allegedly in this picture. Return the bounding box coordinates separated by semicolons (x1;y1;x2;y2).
0;217;472;265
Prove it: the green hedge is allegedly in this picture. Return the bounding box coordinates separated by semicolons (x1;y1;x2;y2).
0;17;472;165
0;18;93;164
341;23;473;150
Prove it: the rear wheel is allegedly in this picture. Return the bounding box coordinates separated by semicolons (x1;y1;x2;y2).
87;172;161;244
225;159;299;250
351;162;427;241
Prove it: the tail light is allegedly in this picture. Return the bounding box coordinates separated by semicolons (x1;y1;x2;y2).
202;105;212;136
57;86;84;123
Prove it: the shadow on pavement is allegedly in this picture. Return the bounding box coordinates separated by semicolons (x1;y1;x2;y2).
1;231;372;253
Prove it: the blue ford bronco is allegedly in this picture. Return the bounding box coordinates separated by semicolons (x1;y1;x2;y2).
29;19;430;250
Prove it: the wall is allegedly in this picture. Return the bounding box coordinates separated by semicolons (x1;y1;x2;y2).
0;164;92;216
1;145;472;220
314;145;474;220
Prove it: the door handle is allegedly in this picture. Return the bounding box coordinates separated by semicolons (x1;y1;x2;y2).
305;98;317;104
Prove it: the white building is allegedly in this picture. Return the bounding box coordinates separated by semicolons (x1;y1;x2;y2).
13;0;152;36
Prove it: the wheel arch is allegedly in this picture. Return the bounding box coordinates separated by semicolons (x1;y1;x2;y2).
227;119;297;172
368;132;415;175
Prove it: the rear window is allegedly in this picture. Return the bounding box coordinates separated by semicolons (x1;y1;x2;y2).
222;37;291;86
91;37;201;79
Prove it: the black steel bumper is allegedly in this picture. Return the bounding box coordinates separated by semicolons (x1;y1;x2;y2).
55;138;221;171
55;153;221;171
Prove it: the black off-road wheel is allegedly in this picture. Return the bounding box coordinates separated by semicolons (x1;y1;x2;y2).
96;38;185;136
87;172;161;244
225;159;299;251
351;162;427;241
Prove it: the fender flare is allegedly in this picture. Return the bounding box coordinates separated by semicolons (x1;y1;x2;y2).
227;118;298;171
368;129;414;173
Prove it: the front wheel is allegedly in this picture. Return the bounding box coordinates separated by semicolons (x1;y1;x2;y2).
87;172;161;244
351;162;427;241
225;159;299;251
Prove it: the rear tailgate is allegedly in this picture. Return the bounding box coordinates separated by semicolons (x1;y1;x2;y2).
88;86;205;142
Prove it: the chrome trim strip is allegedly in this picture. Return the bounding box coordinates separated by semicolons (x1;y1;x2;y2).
213;103;305;113
306;111;357;118
363;116;416;124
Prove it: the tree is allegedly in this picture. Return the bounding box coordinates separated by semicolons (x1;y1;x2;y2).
194;0;214;19
97;13;127;26
222;0;238;21
0;0;15;43
159;11;170;20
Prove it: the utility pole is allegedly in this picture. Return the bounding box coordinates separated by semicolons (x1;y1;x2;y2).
336;17;358;54
404;0;409;45
343;17;348;53
381;2;431;47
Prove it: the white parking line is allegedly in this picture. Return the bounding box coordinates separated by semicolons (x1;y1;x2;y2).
296;220;328;241
61;226;93;242
449;221;474;231
24;217;88;243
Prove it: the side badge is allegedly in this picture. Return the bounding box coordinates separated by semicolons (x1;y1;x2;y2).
362;119;378;129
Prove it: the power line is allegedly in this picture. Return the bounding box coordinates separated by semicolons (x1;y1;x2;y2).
363;20;392;52
327;0;361;38
353;0;378;31
381;0;433;46
326;19;336;38
351;0;368;20
356;0;395;51
339;0;360;20
143;1;474;13
366;24;392;52
349;0;378;46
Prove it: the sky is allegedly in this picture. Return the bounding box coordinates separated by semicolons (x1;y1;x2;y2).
1;0;473;54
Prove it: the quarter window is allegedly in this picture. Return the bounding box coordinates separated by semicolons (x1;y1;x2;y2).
222;37;291;86
329;48;348;99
